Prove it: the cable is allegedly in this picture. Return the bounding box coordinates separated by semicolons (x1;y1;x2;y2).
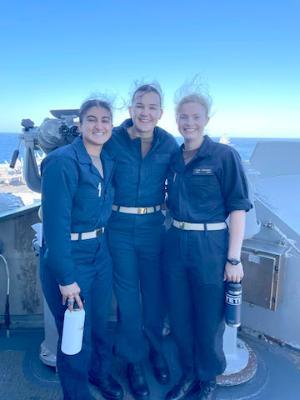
0;254;10;337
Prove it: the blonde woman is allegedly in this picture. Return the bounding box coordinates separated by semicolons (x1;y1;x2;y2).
163;84;251;400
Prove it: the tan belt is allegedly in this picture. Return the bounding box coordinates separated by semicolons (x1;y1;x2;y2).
71;227;104;241
112;205;161;215
173;219;227;231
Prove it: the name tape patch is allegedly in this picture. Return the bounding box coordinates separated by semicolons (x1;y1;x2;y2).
192;168;214;175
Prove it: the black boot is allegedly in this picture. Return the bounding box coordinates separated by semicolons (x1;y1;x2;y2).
165;374;199;400
89;373;124;400
127;362;150;399
197;380;217;400
149;350;170;384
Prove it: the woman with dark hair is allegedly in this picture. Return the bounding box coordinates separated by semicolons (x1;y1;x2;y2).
163;86;252;400
105;83;179;399
40;98;123;400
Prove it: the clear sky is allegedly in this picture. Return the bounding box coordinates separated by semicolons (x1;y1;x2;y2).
0;0;299;137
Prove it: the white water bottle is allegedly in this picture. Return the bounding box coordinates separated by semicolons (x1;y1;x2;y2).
61;302;85;355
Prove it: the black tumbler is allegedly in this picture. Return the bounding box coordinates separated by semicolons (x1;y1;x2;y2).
225;282;242;327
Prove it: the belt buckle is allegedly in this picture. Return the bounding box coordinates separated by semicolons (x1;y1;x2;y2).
179;221;185;229
138;207;147;214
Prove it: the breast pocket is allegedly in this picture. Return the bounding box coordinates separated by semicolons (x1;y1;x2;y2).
151;153;170;178
186;172;219;200
73;184;101;224
115;159;137;182
75;186;99;199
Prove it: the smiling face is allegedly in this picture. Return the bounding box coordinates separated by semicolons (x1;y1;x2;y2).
176;101;209;144
129;91;163;136
80;106;112;153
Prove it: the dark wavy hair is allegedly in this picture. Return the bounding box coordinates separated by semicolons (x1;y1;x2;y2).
79;99;112;123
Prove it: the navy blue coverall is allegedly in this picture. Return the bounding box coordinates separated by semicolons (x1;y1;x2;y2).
105;119;178;362
163;135;252;381
40;136;115;400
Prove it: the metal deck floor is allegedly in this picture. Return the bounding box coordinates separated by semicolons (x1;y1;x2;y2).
0;327;299;400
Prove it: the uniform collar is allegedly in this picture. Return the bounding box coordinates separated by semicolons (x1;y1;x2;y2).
72;136;92;165
72;135;114;165
181;135;214;160
120;118;133;130
195;135;214;158
173;135;214;171
119;118;163;148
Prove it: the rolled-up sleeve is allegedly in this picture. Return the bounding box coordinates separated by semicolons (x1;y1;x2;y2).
221;148;252;213
41;155;78;285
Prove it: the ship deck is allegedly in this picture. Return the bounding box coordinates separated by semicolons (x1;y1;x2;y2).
0;326;299;400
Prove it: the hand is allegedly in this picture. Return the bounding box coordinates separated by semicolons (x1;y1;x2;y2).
59;282;83;311
224;262;244;283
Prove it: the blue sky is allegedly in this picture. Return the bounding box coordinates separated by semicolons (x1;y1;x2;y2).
0;0;299;137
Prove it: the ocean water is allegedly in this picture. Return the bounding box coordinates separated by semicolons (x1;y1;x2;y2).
0;132;299;164
0;133;25;164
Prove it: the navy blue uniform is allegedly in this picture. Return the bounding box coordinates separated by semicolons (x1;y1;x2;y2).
105;119;178;362
163;135;252;380
40;136;115;400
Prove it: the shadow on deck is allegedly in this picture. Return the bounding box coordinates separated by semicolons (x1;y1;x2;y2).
0;327;300;400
